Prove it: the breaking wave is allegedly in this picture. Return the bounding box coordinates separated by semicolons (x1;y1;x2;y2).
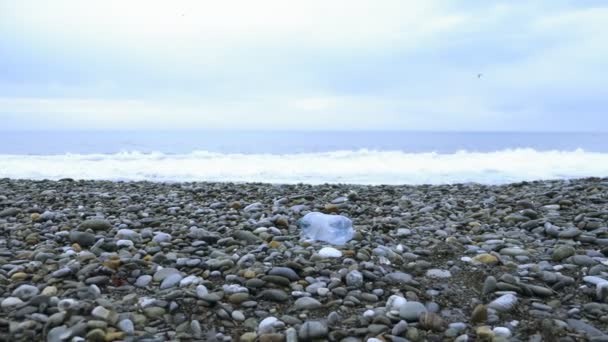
1;148;607;185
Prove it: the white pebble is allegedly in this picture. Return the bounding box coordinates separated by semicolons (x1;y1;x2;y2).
1;297;24;309
180;275;202;287
116;239;134;248
489;294;518;312
258;316;280;334
196;285;209;298
318;247;342;258
152;232;171;243
363;309;376;318
493;327;512;337
386;295;407;312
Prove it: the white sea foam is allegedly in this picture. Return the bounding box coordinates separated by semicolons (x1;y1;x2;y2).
1;148;607;185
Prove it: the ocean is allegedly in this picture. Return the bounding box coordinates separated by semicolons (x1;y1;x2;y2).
1;131;607;185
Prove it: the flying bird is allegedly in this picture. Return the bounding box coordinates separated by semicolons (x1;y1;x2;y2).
477;73;483;79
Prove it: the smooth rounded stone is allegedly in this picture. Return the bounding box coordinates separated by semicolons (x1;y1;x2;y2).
399;301;428;321
57;298;79;312
425;269;451;279
196;285;209;298
552;246;576;261
241;332;258;342
471;304;488;324
493;327;512;337
223;284;249;295
571;255;597;266
482;276;497;296
199;293;221;304
368;324;389;335
51;267;72;278
396;228;412;236
262;275;291;287
269;267;300;281
318;247;342;258
160;273;183;289
559;228;582;239
12;284;40;300
259;317;281;334
116;229;141;242
386;295;407;312
527;284;554;297
116;239;134;248
499;248;529;256
346;270;364;288
476;326;494;340
489;294;518;312
229;293;250;304
418;312;446;331
299;321;328;340
135;275;153;288
69;231;96;246
179;275;201;287
392;320;408;336
153;268;180;282
42;286;58;296
294;297;323;310
47;325;73;342
472;253;499;265
306;282;327;294
260;289;290;302
85;276;109;286
232;310;246;321
1;297;24;309
363;309;375;318
0;207;20;217
92;305;117;323
567;318;607;338
385;272;413;284
361;293;379;302
234;230;261;244
448;322;467;335
86;328;106;342
152;232;172;243
143;306;166;318
118;319;135;335
80;219;112;231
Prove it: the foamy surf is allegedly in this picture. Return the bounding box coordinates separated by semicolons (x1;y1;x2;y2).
0;148;607;185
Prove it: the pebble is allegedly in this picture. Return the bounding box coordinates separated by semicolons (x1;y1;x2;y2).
318;247;342;258
293;297;323;310
489;294;518;312
259;317;281;334
299;321;328;340
135;275;153;288
425;269;451;278
399;301;428;321
1;177;607;341
160;273;183;289
12;284;40;300
117;319;135;335
346;270;364;287
1;297;24;309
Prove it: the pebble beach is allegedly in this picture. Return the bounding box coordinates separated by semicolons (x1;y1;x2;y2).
1;177;608;341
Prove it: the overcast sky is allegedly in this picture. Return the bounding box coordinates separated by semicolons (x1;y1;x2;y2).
1;0;607;131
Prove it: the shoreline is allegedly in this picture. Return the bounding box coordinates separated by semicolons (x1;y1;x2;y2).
1;177;608;340
2;176;607;187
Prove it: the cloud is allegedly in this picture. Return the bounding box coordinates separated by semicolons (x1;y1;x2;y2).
0;1;607;130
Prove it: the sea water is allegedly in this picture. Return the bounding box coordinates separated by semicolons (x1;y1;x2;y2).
1;131;607;184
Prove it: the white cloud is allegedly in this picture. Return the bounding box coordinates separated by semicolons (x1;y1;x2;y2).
1;1;607;130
